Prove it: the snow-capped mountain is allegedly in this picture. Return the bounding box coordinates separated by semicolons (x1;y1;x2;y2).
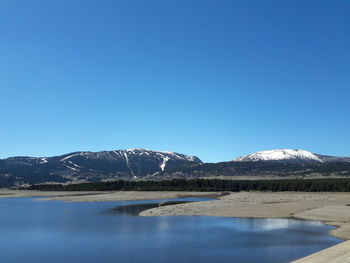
234;149;350;163
0;149;202;187
55;149;201;174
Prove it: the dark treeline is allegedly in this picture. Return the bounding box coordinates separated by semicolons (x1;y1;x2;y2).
28;178;350;192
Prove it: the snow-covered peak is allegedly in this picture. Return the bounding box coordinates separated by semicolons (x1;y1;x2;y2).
234;149;324;163
124;149;200;162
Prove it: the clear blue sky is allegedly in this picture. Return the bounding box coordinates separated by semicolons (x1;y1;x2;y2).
1;0;349;162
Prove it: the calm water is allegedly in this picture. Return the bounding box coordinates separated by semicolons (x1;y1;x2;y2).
0;197;341;263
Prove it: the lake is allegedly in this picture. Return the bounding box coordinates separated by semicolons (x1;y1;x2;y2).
0;197;341;263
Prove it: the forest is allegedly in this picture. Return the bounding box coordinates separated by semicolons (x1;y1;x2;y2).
28;178;350;192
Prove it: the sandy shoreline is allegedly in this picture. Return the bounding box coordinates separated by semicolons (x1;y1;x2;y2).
2;190;350;262
0;189;221;201
291;240;350;263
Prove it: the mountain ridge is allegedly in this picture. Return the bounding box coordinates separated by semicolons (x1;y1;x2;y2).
1;148;350;188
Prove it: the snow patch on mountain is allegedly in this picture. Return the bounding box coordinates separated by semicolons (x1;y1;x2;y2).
60;153;79;162
160;156;170;171
123;151;135;177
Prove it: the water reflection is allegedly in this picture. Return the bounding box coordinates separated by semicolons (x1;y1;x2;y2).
108;200;192;215
234;218;323;231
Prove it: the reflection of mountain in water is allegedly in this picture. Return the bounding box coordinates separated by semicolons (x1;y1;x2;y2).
109;201;192;216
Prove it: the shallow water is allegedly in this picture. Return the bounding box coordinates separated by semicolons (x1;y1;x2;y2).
0;197;341;263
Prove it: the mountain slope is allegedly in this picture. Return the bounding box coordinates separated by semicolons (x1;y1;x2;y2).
0;149;201;187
